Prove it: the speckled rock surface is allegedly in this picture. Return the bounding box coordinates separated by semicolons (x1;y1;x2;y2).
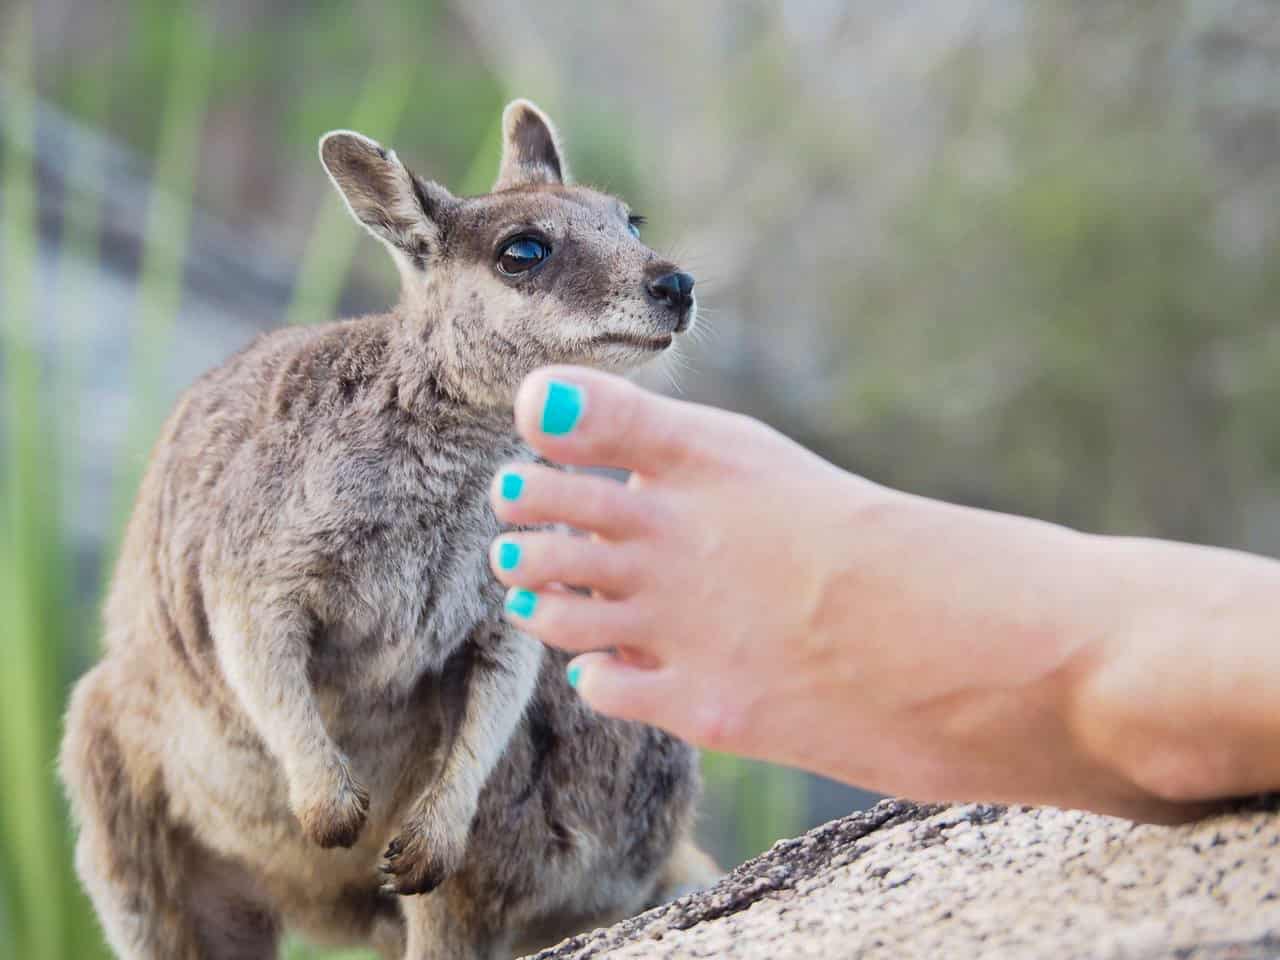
526;797;1280;959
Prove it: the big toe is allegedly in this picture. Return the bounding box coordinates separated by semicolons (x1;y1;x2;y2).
514;366;712;476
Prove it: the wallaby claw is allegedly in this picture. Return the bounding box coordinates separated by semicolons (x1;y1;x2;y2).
378;819;461;895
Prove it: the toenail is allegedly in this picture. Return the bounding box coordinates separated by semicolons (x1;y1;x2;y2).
541;380;584;436
566;662;582;689
499;471;524;501
497;541;521;571
504;588;537;619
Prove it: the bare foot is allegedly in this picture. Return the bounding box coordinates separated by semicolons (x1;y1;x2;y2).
487;366;900;782
489;368;1280;823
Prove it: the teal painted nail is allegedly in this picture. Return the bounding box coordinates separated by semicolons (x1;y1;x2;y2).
505;588;537;619
566;663;582;689
499;471;524;501
541;380;584;436
497;541;521;571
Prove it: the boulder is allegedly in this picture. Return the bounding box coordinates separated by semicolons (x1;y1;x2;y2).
528;796;1280;959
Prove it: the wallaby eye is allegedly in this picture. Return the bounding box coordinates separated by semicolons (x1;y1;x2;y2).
627;213;646;239
497;236;549;276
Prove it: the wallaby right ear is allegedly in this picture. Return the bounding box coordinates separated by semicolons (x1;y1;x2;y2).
319;130;454;269
494;100;568;190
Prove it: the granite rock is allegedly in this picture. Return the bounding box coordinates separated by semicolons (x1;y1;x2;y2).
526;796;1280;959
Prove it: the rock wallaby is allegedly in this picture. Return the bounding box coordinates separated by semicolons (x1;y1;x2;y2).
60;99;717;960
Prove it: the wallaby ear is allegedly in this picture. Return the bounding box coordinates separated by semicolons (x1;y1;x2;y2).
493;99;568;190
319;130;453;269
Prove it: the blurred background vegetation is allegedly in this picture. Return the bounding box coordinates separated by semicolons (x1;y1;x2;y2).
2;1;1279;957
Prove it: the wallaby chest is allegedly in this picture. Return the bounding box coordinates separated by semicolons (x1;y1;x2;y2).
283;405;527;701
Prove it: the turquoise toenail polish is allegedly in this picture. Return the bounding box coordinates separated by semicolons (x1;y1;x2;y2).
499;471;524;501
541;380;584;436
566;663;582;689
505;588;537;619
497;541;521;571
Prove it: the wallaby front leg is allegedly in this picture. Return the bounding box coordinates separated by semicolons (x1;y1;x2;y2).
212;597;369;848
380;627;542;895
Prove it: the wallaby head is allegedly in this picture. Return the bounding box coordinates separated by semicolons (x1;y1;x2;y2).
319;99;696;407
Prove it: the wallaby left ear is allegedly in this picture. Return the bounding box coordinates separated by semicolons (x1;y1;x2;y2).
319;130;454;269
494;99;568;190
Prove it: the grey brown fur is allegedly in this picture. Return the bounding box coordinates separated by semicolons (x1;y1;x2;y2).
60;99;715;960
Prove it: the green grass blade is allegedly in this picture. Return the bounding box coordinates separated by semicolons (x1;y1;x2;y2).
284;59;417;327
0;7;72;957
455;108;505;198
280;936;378;960
112;0;217;522
51;36;120;960
55;49;113;538
702;753;807;862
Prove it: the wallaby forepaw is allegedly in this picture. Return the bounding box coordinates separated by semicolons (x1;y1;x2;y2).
378;818;465;896
294;763;370;849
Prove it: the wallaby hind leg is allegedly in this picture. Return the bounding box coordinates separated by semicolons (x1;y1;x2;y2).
649;835;722;905
61;667;280;960
401;885;509;960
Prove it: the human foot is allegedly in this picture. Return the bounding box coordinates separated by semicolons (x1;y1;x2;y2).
488;367;1280;822
486;366;896;777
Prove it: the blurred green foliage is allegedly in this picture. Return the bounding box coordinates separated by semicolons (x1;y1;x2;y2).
118;2;216;518
0;12;89;959
832;42;1280;548
5;2;1278;958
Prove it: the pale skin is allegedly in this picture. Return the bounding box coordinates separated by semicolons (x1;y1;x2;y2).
489;366;1280;824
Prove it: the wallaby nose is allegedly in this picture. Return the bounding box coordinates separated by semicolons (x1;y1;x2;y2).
646;271;696;312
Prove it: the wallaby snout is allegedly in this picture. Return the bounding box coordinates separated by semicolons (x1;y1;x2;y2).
644;267;697;331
